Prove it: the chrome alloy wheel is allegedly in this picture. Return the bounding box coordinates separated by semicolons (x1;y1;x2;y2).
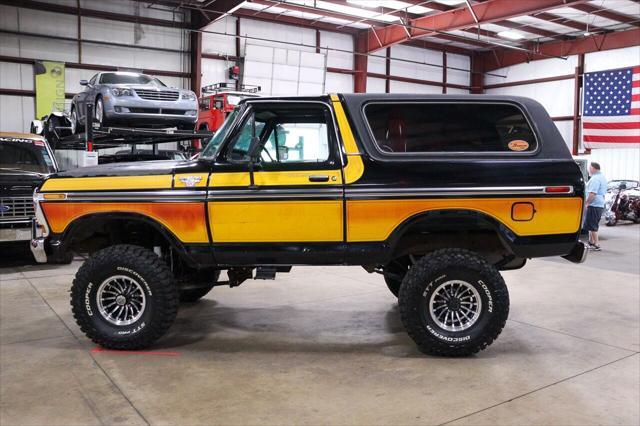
428;280;482;332
96;275;146;326
95;99;104;126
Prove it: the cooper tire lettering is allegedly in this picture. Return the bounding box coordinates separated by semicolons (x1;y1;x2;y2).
85;282;93;317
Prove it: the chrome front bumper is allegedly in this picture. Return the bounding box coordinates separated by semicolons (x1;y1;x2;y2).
30;189;49;263
30;218;47;263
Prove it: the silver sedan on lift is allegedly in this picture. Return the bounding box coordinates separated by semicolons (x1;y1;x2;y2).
70;72;198;132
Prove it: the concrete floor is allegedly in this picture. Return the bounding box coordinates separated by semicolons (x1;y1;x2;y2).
1;225;639;425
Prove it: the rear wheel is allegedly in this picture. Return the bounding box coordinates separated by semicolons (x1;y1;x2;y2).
71;244;179;349
70;106;82;134
398;248;509;357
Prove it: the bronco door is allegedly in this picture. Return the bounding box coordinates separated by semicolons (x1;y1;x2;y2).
207;101;345;264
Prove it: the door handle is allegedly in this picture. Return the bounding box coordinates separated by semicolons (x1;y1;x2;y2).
308;174;329;182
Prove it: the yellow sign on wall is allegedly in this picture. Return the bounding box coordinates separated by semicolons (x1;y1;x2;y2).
34;60;65;119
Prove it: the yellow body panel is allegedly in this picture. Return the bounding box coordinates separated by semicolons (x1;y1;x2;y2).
209;200;343;242
173;173;209;188
330;94;364;184
347;197;583;242
42;175;173;192
210;170;343;187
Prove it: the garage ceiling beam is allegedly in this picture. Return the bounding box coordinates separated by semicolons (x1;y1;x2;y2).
570;4;640;27
2;0;190;29
193;0;245;28
430;33;497;48
244;0;502;48
234;3;476;55
402;39;473;56
362;0;591;53
231;8;359;34
478;27;640;71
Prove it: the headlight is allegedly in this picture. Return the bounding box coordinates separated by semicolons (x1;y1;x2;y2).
181;91;196;100
112;88;133;97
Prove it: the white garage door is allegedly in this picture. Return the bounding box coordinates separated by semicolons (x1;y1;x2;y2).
243;44;326;96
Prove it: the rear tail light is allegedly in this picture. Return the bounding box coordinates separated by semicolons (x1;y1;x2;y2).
545;186;573;194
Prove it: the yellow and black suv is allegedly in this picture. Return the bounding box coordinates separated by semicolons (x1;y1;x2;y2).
31;94;587;356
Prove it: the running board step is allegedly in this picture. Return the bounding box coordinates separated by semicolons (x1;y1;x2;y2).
254;266;277;280
254;266;292;280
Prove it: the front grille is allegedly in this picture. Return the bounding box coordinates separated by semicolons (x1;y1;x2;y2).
129;108;160;114
134;89;180;101
0;197;34;221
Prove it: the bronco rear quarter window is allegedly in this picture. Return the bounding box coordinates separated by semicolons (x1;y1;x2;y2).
363;102;538;155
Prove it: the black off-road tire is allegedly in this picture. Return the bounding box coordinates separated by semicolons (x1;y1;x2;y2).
71;244;179;350
398;248;509;357
384;275;401;297
179;270;220;303
383;257;412;297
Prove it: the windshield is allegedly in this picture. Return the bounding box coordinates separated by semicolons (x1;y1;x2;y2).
0;138;56;174
201;107;243;158
100;73;166;87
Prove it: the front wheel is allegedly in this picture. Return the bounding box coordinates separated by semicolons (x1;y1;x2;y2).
398;248;509;357
71;244;179;349
95;97;106;128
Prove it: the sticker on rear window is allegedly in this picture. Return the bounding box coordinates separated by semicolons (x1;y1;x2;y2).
507;140;530;151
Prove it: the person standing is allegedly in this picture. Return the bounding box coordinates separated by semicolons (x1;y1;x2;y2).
584;162;607;251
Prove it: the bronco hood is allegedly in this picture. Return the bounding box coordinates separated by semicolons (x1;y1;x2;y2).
53;160;208;178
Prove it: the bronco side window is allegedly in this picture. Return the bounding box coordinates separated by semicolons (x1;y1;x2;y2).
364;102;537;154
225;103;332;165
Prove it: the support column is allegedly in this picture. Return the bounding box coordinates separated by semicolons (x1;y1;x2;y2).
235;17;241;90
190;30;202;97
385;47;391;93
442;51;447;94
572;53;585;155
470;52;484;94
354;32;367;93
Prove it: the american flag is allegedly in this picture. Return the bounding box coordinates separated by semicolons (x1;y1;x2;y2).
582;66;640;149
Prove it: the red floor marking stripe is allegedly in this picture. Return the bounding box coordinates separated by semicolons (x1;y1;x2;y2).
91;348;180;356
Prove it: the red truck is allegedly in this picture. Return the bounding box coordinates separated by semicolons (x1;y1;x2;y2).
196;83;260;133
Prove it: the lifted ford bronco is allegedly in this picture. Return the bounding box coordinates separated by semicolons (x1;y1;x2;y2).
32;94;587;356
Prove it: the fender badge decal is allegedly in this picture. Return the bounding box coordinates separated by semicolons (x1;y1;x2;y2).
508;140;530;151
178;176;203;187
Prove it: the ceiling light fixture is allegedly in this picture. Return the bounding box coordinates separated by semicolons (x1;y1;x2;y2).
497;30;525;40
